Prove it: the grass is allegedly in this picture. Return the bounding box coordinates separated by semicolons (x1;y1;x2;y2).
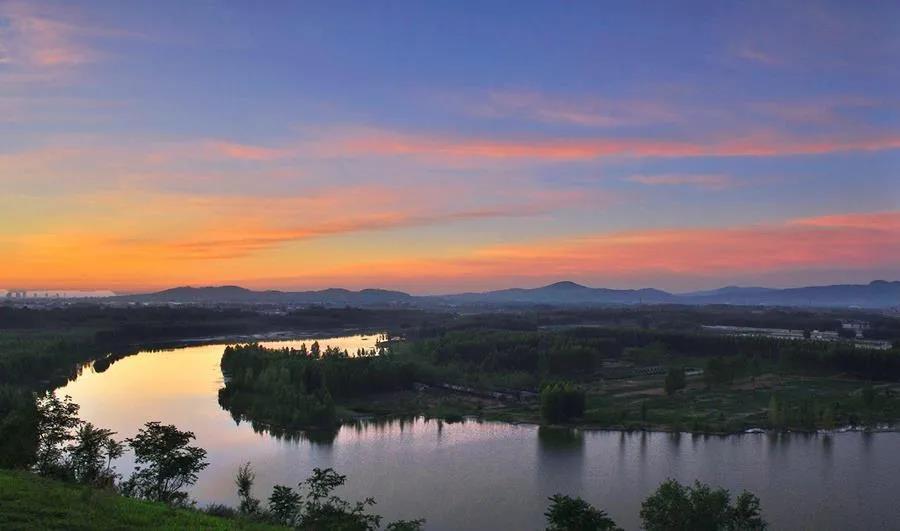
0;470;284;530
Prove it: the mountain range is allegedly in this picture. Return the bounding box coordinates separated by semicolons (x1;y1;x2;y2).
115;280;900;309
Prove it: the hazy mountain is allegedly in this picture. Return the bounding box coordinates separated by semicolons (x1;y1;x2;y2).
117;280;899;308
680;280;900;308
118;286;413;306
431;281;675;305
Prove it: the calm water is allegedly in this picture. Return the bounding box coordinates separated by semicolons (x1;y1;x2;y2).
57;337;900;530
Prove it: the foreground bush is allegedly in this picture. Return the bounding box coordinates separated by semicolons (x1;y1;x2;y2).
547;479;765;531
640;479;766;531
545;494;621;530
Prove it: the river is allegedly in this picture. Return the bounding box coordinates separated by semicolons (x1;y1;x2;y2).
56;336;900;530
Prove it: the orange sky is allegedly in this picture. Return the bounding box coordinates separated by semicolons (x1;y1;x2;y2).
2;2;898;293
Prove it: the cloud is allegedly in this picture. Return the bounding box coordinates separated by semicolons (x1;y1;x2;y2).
790;211;900;231
329;210;900;291
736;45;782;66
205;141;293;161
0;2;100;67
469;90;679;128
324;128;900;162
5;205;897;292
469;210;900;275
627;174;735;190
129;203;551;260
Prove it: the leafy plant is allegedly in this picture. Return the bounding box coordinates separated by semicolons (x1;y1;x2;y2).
121;422;208;505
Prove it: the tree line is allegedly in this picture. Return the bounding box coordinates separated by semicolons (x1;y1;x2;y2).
219;343;417;429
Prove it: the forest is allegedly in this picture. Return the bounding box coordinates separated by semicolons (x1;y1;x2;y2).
4;303;900;457
215;313;900;434
219;342;417;429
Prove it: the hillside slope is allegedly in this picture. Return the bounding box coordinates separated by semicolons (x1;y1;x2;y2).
0;470;282;530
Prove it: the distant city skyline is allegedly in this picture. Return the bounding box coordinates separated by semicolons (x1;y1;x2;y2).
2;1;898;293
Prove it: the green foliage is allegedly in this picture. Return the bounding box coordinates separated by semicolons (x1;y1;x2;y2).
640;479;766;531
297;467;381;530
862;383;876;408
541;382;586;424
69;422;122;486
236;462;261;515
219;343;417;430
624;342;669;365
705;357;745;387
122;422;209;505
34;393;82;477
665;367;686;396
545;494;620;530
259;467;425;530
269;484;302;525
0;385;39;468
767;394;784;429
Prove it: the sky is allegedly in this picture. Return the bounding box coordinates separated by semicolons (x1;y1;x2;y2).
1;1;898;294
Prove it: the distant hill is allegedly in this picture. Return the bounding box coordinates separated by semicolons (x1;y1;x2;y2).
116;280;900;308
117;286;413;306
680;280;900;308
429;281;674;305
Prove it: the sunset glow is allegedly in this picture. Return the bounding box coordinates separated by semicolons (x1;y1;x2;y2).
2;1;898;293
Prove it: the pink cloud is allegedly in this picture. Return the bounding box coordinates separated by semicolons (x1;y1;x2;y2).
627;174;735;189
207;141;292;161
348;210;900;290
325;129;900;161
0;2;98;67
471;90;680;128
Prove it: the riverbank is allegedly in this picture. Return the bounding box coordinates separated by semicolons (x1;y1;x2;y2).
325;371;900;437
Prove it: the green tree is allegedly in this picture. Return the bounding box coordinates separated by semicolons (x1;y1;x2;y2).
732;491;766;530
0;386;39;468
821;406;836;430
34;393;82;477
640;479;766;531
122;422;208;505
665;367;686;396
235;462;261;515
797;399;816;430
862;383;876;408
705;357;735;388
545;494;621;531
269;484;302;525
767;395;784;429
540;382;586;424
70;422;121;486
298;467;381;530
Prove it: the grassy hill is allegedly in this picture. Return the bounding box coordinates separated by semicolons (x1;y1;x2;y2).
0;470;283;530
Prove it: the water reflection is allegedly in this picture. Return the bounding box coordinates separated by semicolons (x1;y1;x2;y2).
537;426;584;451
236;418;340;446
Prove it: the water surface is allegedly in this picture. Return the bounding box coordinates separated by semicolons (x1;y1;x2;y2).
58;338;900;530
